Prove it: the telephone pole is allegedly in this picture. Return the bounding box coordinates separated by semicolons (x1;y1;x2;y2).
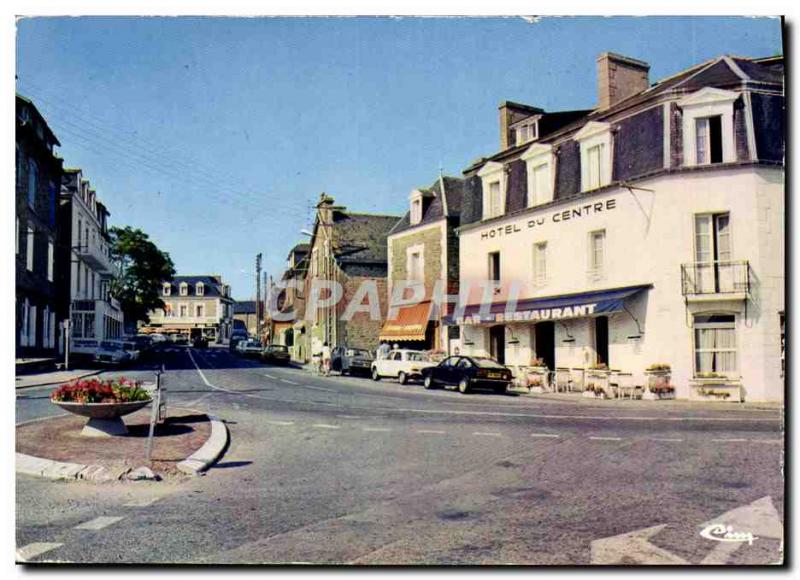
255;253;262;340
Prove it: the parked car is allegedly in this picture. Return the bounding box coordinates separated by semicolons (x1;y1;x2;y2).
130;334;153;353
420;355;512;394
371;349;435;384
119;340;141;361
192;336;209;348
332;347;374;376
94;340;133;365
171;333;189;345
229;332;248;351
149;333;168;345
238;339;264;358
262;344;291;365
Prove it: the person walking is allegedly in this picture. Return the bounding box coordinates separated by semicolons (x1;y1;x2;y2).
321;342;332;377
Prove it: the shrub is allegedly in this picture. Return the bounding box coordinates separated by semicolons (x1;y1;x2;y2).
646;363;671;371
51;377;151;404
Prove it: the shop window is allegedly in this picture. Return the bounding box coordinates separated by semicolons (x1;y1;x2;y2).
694;314;737;375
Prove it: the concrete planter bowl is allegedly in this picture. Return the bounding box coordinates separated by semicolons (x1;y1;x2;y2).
53;399;152;437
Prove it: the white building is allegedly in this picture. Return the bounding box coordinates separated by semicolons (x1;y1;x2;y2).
455;53;784;402
60;169;124;356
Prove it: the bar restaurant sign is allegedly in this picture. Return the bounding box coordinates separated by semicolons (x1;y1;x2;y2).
479;198;617;240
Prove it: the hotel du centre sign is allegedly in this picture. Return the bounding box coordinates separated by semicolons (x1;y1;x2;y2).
460;196;621;326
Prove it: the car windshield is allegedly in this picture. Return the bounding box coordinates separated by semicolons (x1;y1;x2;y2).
471;357;505;369
100;341;122;350
406;352;428;362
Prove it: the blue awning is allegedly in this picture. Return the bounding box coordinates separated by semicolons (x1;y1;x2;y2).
450;284;651;325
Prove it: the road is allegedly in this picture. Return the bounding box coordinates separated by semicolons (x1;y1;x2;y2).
16;346;785;565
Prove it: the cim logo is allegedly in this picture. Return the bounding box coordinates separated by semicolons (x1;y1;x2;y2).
700;523;758;545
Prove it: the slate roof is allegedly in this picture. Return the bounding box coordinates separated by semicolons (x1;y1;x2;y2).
388;175;465;236
165;275;229;298
331;211;401;276
287;243;310;259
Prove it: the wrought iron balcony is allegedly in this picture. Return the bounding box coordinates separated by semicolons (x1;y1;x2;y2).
681;260;751;297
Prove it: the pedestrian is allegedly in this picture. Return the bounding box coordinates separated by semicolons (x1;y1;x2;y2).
377;341;391;360
392;343;399;352
321;342;332;377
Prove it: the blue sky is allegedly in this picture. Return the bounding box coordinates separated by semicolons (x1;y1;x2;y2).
16;16;783;299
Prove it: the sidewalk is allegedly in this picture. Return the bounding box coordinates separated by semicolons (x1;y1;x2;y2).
15;368;103;390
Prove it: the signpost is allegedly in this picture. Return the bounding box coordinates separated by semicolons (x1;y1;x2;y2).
145;366;167;462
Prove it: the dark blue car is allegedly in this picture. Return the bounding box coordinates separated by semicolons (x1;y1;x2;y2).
421;355;512;394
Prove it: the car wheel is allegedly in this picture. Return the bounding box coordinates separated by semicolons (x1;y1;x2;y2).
424;375;436;389
398;371;407;385
372;367;381;381
458;377;471;394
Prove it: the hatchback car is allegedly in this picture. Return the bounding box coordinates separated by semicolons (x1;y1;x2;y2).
238;339;264;358
421;355;512;394
262;344;290;365
332;347;374;376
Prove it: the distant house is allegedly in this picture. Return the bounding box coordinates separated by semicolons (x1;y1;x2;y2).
302;194;400;356
143;275;234;343
270;243;309;361
233;300;258;336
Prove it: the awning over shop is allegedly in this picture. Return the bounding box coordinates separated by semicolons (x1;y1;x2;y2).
450;284;652;325
380;301;433;341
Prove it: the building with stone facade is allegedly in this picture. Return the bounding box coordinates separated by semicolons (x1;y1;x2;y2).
16;95;64;360
381;175;463;353
454;52;784;402
301;194;399;357
57;169;124;357
143;275;234;343
270;243;309;362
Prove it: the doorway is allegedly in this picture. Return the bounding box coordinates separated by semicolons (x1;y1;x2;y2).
594;316;609;367
489;325;506;365
534;321;555;370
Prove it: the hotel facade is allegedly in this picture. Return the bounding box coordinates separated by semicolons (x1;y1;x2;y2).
454;53;784;402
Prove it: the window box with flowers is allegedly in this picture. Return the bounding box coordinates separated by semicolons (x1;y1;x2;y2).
643;363;672;400
689;373;743;402
586;364;610;393
50;377;152;437
525;358;551;393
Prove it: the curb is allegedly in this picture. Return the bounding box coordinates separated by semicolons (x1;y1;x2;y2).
176;415;229;475
15;369;102;390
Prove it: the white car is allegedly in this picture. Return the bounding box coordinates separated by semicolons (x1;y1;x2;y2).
371;349;436;384
94;340;133;365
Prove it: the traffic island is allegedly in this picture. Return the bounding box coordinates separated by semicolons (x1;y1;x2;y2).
15;408;228;482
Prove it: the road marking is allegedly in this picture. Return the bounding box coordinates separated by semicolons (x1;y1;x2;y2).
298;384;336;393
75;516;124;531
263;373;277;379
591;524;688;565
751;439;783;444
279;378;299;385
123;497;160;507
416;429;446;435
362;427;392;432
589;436;623;441
312;424;340;429
472;431;502;437
651;438;684;442
336;415;360;419
710;438;749;443
530;433;560;438
266;420;295;426
16;542;63;561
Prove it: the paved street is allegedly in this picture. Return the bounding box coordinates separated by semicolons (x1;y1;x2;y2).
16;346;784;565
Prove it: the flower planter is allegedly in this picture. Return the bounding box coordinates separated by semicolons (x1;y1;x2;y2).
642;390;675;401
525;366;551;393
582;390;607;399
689;379;743;402
53;400;152;437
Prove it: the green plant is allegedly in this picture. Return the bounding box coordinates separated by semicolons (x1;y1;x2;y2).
698;388;730;399
51;377;151;404
652;384;675;395
696;371;724;379
646;363;671;371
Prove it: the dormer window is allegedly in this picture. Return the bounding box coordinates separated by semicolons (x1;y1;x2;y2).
678;88;738;166
179;282;188;296
521;143;554;207
515;121;538;146
574;121;612;192
478;161;506;220
409;189;424;225
163;283;171;296
196;282;205;296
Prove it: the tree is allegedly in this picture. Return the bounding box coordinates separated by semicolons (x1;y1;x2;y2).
109;226;175;326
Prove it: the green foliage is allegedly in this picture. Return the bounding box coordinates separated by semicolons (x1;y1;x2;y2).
109;226;175;325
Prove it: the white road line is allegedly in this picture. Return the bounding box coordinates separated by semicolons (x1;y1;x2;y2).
530;433;560;438
74;516;124;531
263;373;277;379
473;431;502;437
266;420;295;426
16;542;63;561
650;438;684;442
279;378;299;385
337;415;360;419
416;429;446;435
298;384;336;393
362;427;392;432
312;424;340;429
123;497;161;507
589;436;623;441
751;439;783;444
711;438;749;443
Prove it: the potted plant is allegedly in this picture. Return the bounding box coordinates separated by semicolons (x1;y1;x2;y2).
526;358;549;393
644;363;672;398
689;372;743;402
643;383;676;400
50;377;152;437
583;383;607;399
586;363;610;393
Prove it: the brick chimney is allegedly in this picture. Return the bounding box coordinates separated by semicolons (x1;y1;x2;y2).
596;52;650;110
498;101;544;149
